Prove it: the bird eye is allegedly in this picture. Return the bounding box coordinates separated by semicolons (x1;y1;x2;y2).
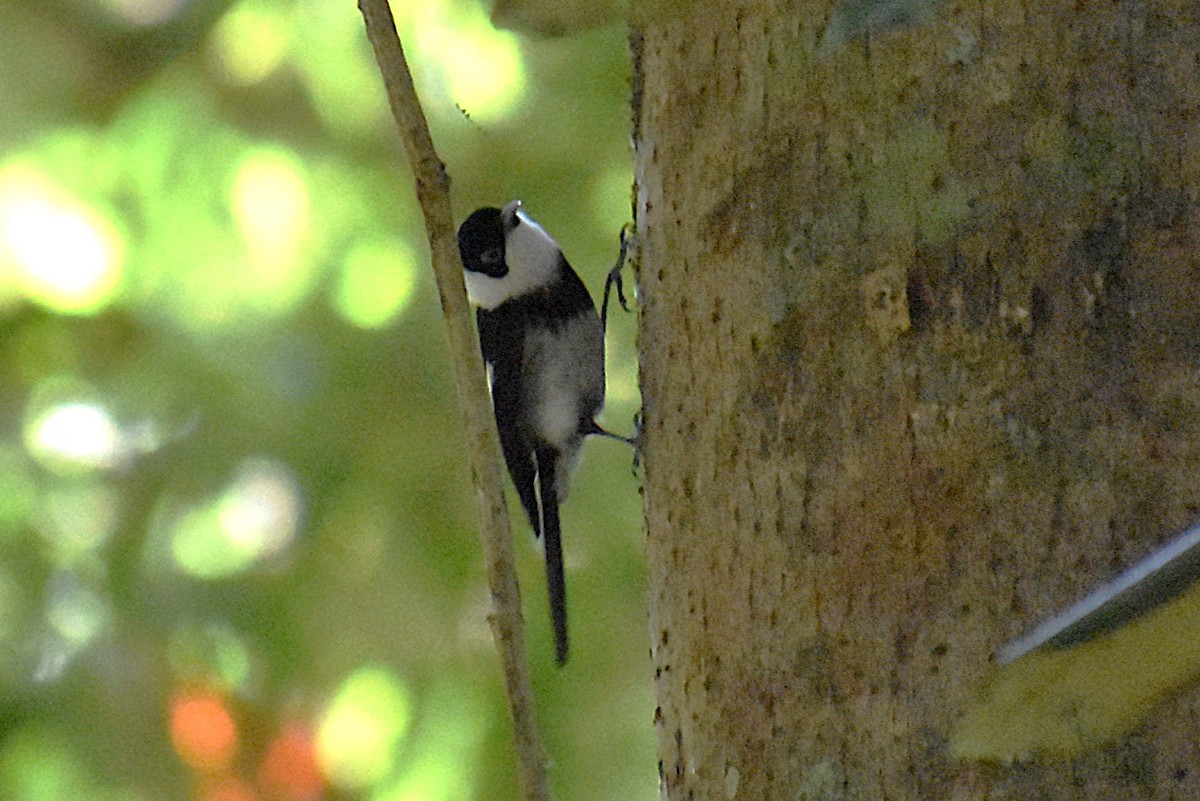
480;247;502;266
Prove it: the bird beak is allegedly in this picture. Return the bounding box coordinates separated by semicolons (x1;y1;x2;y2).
501;200;523;233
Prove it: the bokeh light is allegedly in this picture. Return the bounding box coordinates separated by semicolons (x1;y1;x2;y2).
168;622;254;693
44;570;109;648
172;457;303;580
0;727;119;801
333;237;419;329
230;147;313;313
42;483;120;562
210;0;291;85
170;689;238;773
97;0;191;27
290;0;390;137
0;163;124;315
258;723;324;801
373;681;487;801
406;1;526;123
35;570;111;683
316;666;411;790
24;401;122;473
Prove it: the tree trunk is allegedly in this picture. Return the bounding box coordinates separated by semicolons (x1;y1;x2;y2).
633;1;1200;798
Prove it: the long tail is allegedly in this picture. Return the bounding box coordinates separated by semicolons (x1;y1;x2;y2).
536;445;568;665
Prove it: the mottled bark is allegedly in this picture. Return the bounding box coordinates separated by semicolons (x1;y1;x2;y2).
634;2;1200;798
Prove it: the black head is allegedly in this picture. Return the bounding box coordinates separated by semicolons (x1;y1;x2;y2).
458;206;507;278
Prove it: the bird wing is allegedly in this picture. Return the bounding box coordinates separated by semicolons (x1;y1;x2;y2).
477;307;541;535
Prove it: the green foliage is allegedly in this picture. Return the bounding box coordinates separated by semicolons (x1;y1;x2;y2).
0;0;650;799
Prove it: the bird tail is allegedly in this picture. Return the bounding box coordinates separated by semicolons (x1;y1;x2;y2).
536;445;569;665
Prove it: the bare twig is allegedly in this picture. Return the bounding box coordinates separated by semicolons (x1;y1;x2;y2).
356;3;550;799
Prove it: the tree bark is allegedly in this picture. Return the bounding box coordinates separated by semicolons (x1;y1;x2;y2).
634;1;1200;798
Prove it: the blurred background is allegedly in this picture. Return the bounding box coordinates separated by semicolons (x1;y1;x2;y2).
0;0;649;799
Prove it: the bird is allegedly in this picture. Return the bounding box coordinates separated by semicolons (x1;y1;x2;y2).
457;200;620;664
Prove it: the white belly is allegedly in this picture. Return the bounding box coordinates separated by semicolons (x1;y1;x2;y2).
524;315;604;450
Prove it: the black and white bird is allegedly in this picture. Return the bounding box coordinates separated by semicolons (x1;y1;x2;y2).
457;200;617;665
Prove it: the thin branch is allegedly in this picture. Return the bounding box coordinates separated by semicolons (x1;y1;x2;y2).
356;3;551;800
